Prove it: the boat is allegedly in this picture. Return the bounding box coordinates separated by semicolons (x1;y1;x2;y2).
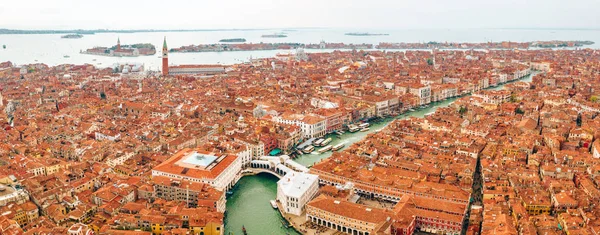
348;124;360;133
242;225;247;235
281;218;291;228
2;45;5;49
219;38;246;43
317;145;332;153
261;33;287;38
359;123;370;128
320;138;332;146
333;143;345;151
296;150;304;155
303;145;315;154
313;138;324;146
92;59;97;61
270;200;278;209
226;191;233;196
63;55;70;58
360;127;370;132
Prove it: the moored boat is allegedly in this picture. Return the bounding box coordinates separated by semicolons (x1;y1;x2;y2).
359;123;370;128
320;138;332;146
332;143;345;151
348;124;359;133
317;145;332;153
270;200;278;209
360;127;370;132
313;138;324;146
303;145;315;154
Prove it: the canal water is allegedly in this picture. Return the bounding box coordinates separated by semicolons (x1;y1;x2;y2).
294;98;457;167
224;173;300;235
224;73;535;235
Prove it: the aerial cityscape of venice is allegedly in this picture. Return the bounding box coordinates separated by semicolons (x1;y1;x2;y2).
1;1;600;235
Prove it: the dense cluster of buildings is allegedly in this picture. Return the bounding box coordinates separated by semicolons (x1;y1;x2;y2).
168;41;373;53
0;41;599;235
81;38;156;57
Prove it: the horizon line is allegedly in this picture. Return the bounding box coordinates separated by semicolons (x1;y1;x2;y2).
1;26;599;32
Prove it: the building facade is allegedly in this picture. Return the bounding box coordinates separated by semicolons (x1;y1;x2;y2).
277;172;319;216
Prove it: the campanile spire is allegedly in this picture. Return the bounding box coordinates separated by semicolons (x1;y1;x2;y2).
162;36;168;77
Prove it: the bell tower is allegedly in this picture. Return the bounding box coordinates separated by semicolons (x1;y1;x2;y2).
162;36;168;77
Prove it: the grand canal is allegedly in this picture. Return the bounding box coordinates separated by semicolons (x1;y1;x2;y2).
224;73;535;235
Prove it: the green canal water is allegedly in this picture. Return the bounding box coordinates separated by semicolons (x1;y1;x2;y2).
224;73;535;235
224;173;300;235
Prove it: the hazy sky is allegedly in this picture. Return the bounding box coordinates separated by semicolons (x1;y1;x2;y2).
1;0;598;30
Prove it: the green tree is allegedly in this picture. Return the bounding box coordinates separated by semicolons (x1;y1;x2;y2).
515;108;525;114
427;58;434;65
591;96;599;103
509;94;518;103
459;106;468;115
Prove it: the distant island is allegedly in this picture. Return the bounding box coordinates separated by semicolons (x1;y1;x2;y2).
345;32;389;36
262;33;287;38
531;40;594;48
61;34;84;39
219;38;246;43
376;40;595;49
81;39;156;57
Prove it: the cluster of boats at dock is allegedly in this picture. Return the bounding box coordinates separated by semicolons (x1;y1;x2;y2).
296;122;370;155
347;122;370;133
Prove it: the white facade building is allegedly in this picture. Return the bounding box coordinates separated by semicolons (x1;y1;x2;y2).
168;65;227;76
272;114;327;139
277;172;319;216
409;85;432;106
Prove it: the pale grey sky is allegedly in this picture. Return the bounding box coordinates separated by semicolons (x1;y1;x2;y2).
1;0;598;29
